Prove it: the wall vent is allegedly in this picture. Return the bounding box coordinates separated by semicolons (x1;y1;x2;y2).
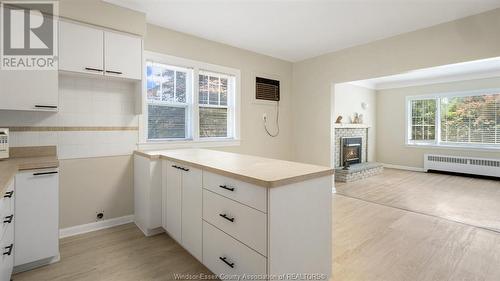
256;77;280;101
424;154;500;177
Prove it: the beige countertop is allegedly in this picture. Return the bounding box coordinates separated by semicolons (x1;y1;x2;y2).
134;149;334;187
0;146;59;196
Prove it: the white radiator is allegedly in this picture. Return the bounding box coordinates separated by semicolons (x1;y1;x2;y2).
424;154;500;177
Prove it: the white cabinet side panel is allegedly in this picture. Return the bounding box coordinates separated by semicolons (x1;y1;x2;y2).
268;176;332;278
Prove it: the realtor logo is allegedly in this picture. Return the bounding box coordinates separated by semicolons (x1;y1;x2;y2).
1;1;58;70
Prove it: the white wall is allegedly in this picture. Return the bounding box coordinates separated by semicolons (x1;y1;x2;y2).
333;83;376;162
376;76;500;168
292;8;500;166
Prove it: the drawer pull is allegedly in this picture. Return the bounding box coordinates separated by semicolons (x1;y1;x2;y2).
33;171;58;176
219;213;235;222
3;244;13;256
219;256;235;268
105;70;123;75
34;105;58;109
219;185;235;192
172;165;190;172
3;215;13;224
84;67;103;72
3;191;13;198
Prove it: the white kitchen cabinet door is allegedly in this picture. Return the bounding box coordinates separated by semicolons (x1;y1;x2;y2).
165;161;182;243
59;20;104;76
181;166;202;261
0;70;58;111
14;169;59;266
104;31;142;80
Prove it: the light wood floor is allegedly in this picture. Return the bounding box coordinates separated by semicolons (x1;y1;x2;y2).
14;194;500;281
336;168;500;232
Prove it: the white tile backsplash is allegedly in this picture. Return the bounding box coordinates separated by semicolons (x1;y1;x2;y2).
1;75;140;159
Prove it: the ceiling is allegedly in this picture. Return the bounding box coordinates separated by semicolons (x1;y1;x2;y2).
348;57;500;90
105;0;500;62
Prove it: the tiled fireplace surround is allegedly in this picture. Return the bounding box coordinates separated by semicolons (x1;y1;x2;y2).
334;127;368;168
334;125;383;182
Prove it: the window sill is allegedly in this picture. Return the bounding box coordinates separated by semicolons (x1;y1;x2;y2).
137;138;241;150
406;142;500;152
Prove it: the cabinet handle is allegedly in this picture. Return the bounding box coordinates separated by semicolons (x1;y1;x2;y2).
172;165;189;172
3;244;13;256
219;213;235;222
84;67;103;72
219;185;235;192
34;105;58;109
219;256;235;268
105;70;123;75
3;191;13;198
3;215;13;224
33;171;58;176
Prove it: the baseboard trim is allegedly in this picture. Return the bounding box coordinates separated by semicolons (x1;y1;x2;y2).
381;163;425;172
59;215;134;239
13;254;60;274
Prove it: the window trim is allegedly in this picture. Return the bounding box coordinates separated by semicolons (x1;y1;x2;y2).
405;88;500;150
139;51;241;148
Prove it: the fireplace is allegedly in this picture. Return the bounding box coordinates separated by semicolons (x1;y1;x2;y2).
341;137;362;168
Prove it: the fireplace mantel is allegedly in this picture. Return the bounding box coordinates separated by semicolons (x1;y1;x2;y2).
333;124;371;129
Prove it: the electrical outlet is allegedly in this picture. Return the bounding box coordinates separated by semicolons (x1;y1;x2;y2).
263;113;267;121
96;211;104;221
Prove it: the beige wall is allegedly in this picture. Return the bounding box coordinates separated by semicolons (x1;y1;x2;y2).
145;24;294;160
376;77;500;168
59;155;134;228
292;8;500;166
333;83;377;162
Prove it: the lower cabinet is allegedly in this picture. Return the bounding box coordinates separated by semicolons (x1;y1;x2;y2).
160;158;332;280
0;180;15;281
203;222;266;278
14;169;59;267
163;161;202;261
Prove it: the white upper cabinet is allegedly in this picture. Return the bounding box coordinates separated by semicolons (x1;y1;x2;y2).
0;70;58;111
59;20;142;80
104;32;142;80
59;21;104;76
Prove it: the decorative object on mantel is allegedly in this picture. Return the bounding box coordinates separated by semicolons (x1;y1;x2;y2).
352;113;360;124
335;116;343;124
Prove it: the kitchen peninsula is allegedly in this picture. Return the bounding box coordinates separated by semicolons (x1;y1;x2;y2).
134;149;334;280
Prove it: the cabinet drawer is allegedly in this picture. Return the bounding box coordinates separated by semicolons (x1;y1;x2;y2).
203;190;267;256
203;222;266;279
0;213;14;243
0;216;14;281
203;171;267;213
0;181;15;218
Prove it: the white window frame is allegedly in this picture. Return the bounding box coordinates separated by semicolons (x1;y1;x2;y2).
139;52;241;149
405;88;500;150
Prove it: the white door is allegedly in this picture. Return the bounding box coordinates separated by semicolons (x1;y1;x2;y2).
165;162;182;243
181;166;202;261
59;20;104;75
14;170;59;266
0;70;58;111
104;31;142;80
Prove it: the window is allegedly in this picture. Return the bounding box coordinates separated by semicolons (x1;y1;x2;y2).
146;62;191;139
198;72;233;138
410;99;436;142
407;90;500;148
143;53;240;144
